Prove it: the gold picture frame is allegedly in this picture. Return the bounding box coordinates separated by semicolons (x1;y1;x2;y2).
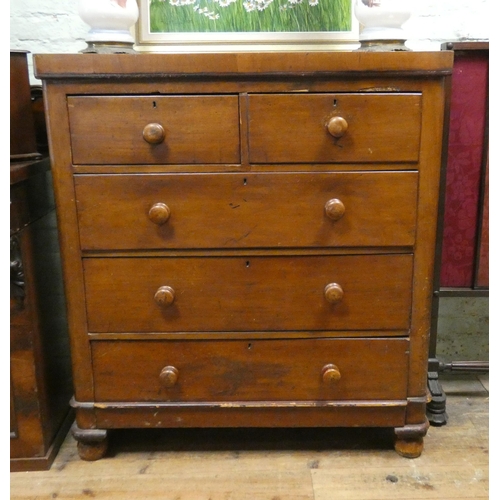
135;0;359;52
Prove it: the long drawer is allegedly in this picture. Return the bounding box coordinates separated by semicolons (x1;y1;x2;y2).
91;338;410;402
83;254;413;333
248;93;422;163
68;95;241;165
75;172;418;250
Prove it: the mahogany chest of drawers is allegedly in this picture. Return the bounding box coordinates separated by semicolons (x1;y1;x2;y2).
34;51;452;460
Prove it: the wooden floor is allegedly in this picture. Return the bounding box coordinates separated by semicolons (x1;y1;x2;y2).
10;374;489;499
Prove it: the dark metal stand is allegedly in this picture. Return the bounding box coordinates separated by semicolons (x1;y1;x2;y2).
427;355;489;427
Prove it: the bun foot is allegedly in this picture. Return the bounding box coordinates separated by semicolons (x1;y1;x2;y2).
394;436;424;458
77;437;108;461
71;423;108;461
394;421;429;458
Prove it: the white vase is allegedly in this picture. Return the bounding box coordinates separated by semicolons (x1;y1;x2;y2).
354;0;412;49
78;0;139;52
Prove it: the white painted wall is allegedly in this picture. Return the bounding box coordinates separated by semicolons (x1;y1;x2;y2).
11;0;489;83
404;0;489;48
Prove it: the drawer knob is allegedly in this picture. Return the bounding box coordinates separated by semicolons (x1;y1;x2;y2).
326;116;348;138
143;123;165;144
149;203;171;225
154;285;175;307
159;366;179;388
322;364;341;384
325;198;345;221
324;283;344;305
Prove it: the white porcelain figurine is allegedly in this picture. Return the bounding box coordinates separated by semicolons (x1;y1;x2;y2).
354;0;412;51
78;0;139;53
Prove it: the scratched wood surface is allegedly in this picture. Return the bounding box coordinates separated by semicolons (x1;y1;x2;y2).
10;375;488;500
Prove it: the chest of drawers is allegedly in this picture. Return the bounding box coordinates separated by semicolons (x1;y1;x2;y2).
34;51;452;460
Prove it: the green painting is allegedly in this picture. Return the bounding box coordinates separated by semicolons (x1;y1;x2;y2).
149;0;352;33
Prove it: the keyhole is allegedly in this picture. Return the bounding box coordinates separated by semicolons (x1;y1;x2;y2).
152;101;157;108
243;178;247;186
246;261;250;268
333;99;338;107
248;343;253;350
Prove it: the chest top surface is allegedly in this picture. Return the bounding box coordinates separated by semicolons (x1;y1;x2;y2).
34;51;453;79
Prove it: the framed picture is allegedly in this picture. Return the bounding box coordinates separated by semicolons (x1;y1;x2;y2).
135;0;359;52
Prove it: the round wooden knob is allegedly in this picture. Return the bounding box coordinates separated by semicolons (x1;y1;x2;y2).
159;366;179;388
143;123;165;144
149;203;171;225
324;283;344;305
325;198;345;221
322;364;341;384
154;286;175;307
326;116;348;138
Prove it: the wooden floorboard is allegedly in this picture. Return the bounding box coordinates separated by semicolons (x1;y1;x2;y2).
10;375;489;499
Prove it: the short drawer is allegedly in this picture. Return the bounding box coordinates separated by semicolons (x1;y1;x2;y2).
91;338;409;402
67;95;240;165
75;171;418;250
83;254;413;333
248;93;422;163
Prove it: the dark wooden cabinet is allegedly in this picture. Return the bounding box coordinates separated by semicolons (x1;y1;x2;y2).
10;51;73;472
34;51;452;460
10;160;74;471
10;51;39;162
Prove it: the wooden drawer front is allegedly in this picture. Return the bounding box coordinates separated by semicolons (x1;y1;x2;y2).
67;95;240;165
75;171;418;250
248;93;422;163
91;338;409;402
84;254;413;333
